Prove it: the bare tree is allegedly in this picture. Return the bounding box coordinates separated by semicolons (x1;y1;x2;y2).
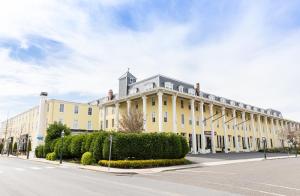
119;109;144;133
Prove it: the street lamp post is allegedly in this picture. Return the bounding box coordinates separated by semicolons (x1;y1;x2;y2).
26;135;31;159
7;138;12;157
262;137;267;159
60;130;65;164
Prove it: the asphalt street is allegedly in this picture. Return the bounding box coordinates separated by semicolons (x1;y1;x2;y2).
138;157;300;196
0;156;232;196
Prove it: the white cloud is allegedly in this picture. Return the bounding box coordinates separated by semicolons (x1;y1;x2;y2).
0;0;299;124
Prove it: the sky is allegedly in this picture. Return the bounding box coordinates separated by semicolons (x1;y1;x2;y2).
0;0;300;123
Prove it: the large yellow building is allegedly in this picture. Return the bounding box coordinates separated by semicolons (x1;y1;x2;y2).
1;71;300;155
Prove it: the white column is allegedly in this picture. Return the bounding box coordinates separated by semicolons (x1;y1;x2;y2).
190;99;197;154
271;118;275;148
250;113;256;151
209;103;216;153
265;116;269;148
222;106;228;153
276;119;280;148
127;100;131;116
200;101;206;153
115;103;120;131
158;91;163;132
172;95;177;133
102;106;107;130
233;109;239;152
242;111;249;152
258;115;263;149
142;95;147;131
36;93;47;152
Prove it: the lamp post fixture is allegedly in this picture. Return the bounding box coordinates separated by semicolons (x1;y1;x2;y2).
26;135;31;159
262;137;267;159
7;137;12;157
60;130;65;164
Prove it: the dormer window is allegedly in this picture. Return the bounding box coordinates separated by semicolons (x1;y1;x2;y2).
179;85;184;93
129;77;136;84
164;82;173;90
188;88;195;95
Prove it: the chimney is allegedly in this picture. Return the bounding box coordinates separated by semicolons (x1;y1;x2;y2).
195;83;200;96
108;89;113;100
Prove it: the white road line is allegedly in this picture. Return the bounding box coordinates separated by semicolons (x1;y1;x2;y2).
175;170;237;175
204;181;286;196
15;168;25;171
29;167;41;170
256;182;300;191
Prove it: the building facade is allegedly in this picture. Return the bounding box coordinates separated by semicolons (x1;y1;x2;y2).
1;71;300;155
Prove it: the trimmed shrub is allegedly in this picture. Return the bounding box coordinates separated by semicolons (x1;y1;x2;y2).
81;152;93;165
54;135;72;158
0;143;3;153
35;145;45;158
93;132;109;161
102;133;189;160
70;135;86;158
46;152;57;161
84;133;97;153
99;158;190;169
13;142;17;153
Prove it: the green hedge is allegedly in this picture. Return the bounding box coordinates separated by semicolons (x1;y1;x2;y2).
54;136;72;158
70;134;86;158
102;133;188;160
99;158;190;169
35;145;45;158
93;132;109;161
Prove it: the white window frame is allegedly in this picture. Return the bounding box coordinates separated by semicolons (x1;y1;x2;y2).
164;82;173;90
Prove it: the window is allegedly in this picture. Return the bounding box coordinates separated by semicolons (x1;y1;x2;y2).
203;105;206;112
179;85;184;93
87;121;92;130
59;104;64;112
152;97;155;106
112;119;114;127
189;116;192;125
163;98;167;106
181;100;184;108
106;120;108;128
152;112;156;122
196;106;198;111
196;121;199;126
73;120;78;129
100;121;103;129
164;112;168;122
74;105;79;114
88;107;92;115
181;114;185;125
135;104;138;109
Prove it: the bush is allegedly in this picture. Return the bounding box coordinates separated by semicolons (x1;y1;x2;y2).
99;158;190;169
93;132;109;161
13;142;17;153
102;133;189;160
46;152;57;161
70;135;86;158
54;136;72;159
84;133;97;153
0;143;3;153
35;145;45;158
44;122;71;155
81;152;93;165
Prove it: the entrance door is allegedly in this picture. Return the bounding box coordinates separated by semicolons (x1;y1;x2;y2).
206;137;211;150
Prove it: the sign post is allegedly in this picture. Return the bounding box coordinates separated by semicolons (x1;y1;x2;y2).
108;135;113;172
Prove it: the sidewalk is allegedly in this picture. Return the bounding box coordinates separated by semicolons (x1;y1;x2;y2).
1;154;298;174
